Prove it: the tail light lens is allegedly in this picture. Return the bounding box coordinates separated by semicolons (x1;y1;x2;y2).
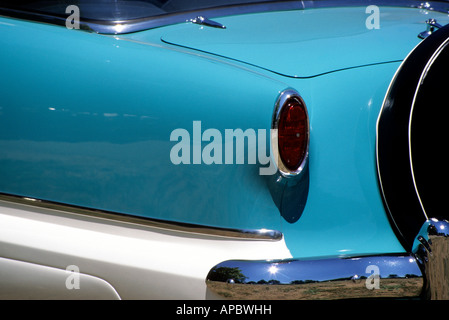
273;90;309;175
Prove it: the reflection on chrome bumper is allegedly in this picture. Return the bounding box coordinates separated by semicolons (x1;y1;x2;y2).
413;218;449;300
206;254;423;299
206;218;449;300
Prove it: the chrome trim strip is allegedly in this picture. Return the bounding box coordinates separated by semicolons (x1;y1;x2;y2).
206;253;423;299
0;2;304;34
0;193;282;241
271;89;309;177
1;0;449;34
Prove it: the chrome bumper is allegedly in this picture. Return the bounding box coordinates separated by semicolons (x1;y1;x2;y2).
206;218;449;300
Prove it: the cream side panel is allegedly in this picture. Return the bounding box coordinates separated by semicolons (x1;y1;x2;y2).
0;200;291;299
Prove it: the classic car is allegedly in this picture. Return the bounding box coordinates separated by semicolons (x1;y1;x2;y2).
0;0;449;300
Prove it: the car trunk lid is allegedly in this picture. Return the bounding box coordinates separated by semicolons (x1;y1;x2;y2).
157;6;447;78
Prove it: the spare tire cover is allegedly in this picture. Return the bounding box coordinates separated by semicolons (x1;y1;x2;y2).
377;23;449;250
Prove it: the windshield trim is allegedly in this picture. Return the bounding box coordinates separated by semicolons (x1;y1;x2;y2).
1;0;448;34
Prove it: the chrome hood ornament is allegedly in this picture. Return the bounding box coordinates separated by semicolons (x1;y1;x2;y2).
189;16;226;29
419;19;443;39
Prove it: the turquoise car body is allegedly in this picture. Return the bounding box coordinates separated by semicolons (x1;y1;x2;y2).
1;0;448;299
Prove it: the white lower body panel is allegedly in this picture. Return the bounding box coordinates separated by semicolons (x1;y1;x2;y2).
0;200;291;299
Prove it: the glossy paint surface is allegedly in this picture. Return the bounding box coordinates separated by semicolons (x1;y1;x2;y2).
0;5;444;259
0;16;287;232
281;62;405;257
157;7;449;77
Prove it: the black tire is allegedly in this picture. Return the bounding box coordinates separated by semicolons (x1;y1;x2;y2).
377;24;449;251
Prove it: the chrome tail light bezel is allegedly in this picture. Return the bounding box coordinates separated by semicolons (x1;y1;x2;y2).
271;89;310;178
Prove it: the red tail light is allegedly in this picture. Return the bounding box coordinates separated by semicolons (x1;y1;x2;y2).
273;90;309;175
